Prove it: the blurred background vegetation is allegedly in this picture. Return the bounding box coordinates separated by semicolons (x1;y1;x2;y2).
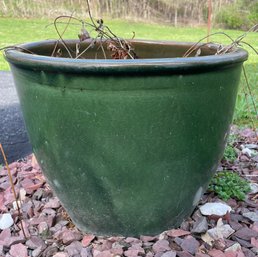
0;0;257;30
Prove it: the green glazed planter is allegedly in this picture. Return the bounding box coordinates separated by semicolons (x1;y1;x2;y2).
4;40;248;236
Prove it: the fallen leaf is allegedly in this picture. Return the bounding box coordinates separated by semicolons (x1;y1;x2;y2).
201;232;214;246
208;218;234;240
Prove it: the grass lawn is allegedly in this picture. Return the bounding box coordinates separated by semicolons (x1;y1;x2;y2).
0;17;257;124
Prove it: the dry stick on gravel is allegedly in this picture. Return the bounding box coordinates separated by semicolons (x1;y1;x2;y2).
0;143;27;239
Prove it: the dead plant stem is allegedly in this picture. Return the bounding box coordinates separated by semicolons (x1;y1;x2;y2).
183;32;235;57
0;144;27;239
51;14;74;57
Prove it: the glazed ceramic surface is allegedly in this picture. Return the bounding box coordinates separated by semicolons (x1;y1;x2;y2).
4;40;248;236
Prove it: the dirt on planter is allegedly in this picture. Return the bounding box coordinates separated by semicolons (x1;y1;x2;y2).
0;125;257;257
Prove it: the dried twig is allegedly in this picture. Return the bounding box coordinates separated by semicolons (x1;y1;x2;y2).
0;144;27;239
51;14;75;57
183;32;235;57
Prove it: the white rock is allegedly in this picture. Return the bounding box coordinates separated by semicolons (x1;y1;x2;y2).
241;147;257;157
19;188;27;201
243;212;258;222
0;213;14;229
13;200;22;210
158;231;167;240
245;144;258;150
250;183;258;194
199;202;232;216
225;243;241;252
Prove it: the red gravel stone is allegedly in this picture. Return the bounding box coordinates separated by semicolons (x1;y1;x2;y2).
166;229;191;238
209;249;226;257
152;240;171;253
82;234;95;247
9;243;28;257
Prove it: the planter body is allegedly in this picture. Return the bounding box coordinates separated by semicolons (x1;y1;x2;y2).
4;40;247;236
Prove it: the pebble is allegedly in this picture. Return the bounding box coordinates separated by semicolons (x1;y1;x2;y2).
82;234;95;247
152;240;171;253
250;183;258;194
225;243;241;252
44;197;61;209
0;213;14;229
53;252;69;257
166;229;191;237
241;147;256;157
242;212;258;222
191;217;208;234
245;144;258;150
65;241;82;256
9;243;28;257
38;221;49;235
234;227;258;241
61;229;83;245
160;251;176;257
180;236;200;255
200;202;232;216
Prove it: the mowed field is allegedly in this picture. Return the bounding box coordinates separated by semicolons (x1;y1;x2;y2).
0;18;257;124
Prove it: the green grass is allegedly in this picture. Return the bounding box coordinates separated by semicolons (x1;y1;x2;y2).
0;17;257;125
1;18;257;67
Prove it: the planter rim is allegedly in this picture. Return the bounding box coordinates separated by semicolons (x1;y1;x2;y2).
4;39;248;74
